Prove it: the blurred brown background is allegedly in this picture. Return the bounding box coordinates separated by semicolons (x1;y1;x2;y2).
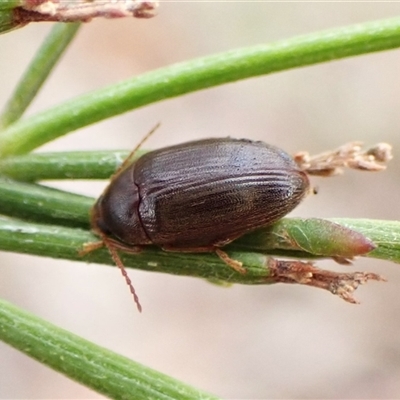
1;2;400;399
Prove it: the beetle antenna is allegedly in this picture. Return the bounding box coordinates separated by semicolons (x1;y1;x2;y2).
103;237;142;312
116;122;161;175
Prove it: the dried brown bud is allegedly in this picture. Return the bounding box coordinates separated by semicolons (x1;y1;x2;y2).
366;142;393;163
12;0;158;26
294;141;393;176
268;258;385;304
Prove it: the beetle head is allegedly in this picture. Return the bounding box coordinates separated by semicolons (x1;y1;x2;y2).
91;166;150;246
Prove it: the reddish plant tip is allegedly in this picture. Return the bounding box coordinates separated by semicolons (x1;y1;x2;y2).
287;219;377;259
344;228;376;256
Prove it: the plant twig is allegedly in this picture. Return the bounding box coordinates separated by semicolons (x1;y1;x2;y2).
0;176;92;228
1;17;400;156
0;23;81;129
14;0;158;23
0;140;392;182
0;297;219;400
0;1;23;33
0;215;388;304
0;150;131;181
0;215;272;284
0;177;399;263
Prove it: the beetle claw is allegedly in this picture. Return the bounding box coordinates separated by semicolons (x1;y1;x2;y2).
215;248;246;274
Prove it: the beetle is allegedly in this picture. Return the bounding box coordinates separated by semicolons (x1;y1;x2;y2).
89;137;310;311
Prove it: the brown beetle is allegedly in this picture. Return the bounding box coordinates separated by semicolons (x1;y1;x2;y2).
89;137;310;311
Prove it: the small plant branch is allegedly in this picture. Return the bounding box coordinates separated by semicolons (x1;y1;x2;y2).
0;23;80;129
0;177;398;260
0;170;398;305
234;218;400;264
0;215;273;284
13;0;158;24
0;1;23;33
0;176;92;228
0;141;392;182
0;150;132;181
1;17;400;156
0;215;388;303
0;297;219;400
235;218;376;261
0;6;20;33
330;219;400;265
0;177;398;263
0;0;22;10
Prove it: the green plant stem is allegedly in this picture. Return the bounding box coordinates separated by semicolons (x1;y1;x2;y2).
1;154;398;262
331;218;400;264
0;0;23;33
0;23;81;129
0;150;135;181
0;8;19;34
235;218;400;263
0;176;92;228
0;1;22;11
0;176;399;264
0;215;270;283
1;17;400;156
0;297;219;400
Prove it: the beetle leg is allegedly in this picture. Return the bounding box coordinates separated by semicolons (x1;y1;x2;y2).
162;245;246;274
80;238;142;256
79;240;104;256
215;249;246;274
104;239;143;255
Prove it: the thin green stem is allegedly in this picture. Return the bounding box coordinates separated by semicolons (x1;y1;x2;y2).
235;218;400;263
0;8;18;34
0;298;219;400
0;212;395;310
0;0;23;33
0;1;22;11
0;23;81;129
0;150;135;181
331;218;400;264
0;215;270;283
0;176;92;228
0;177;399;265
1;17;400;156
